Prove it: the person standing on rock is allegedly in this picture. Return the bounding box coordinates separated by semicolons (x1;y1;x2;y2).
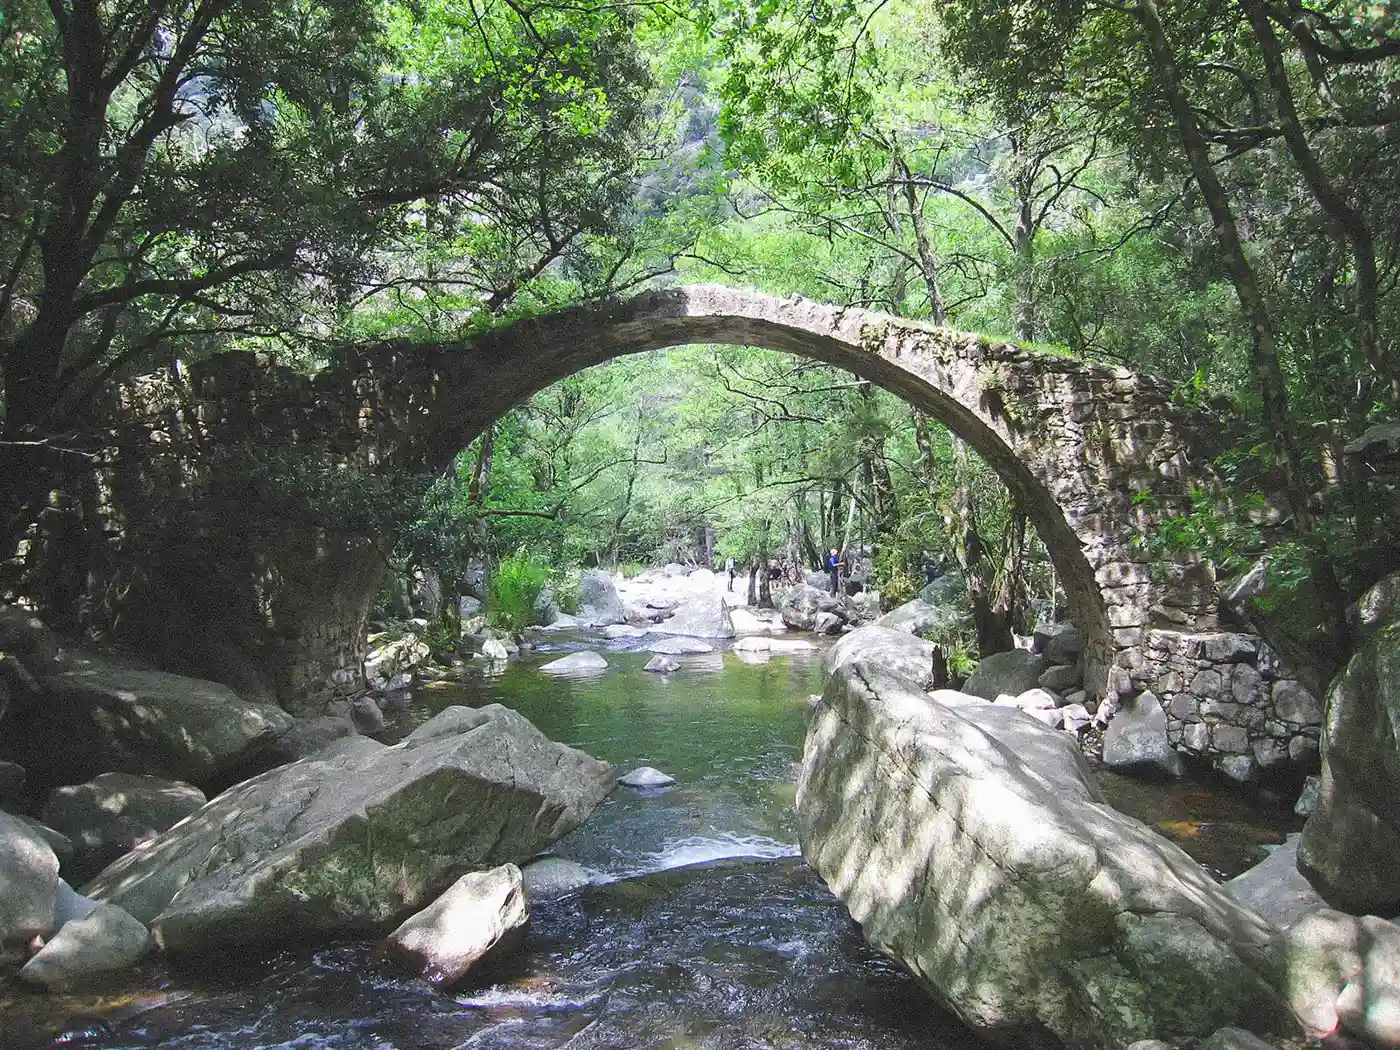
826;548;844;594
725;557;736;592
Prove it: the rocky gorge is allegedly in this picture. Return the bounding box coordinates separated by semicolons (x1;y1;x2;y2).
1;562;1398;1050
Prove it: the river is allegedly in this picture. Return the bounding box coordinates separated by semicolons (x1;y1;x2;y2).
1;630;1299;1049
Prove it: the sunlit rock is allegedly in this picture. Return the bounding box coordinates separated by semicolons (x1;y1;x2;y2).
618;767;675;789
798;653;1288;1048
0;810;59;945
962;649;1045;700
19;902;148;991
83;705;613;953
644;655;680;673
382;864;527;989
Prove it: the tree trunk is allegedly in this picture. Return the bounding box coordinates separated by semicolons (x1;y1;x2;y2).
1239;0;1395;405
466;424;495;505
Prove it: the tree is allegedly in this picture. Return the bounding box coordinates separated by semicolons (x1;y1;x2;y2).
0;0;652;563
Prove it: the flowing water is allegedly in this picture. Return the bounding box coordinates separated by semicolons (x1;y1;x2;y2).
2;631;1300;1050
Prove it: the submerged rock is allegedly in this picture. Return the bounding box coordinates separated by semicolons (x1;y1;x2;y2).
645;636;713;655
383;863;528;989
83;705;614;953
521;857;594;900
540;651;608;673
19;902;148;991
798;634;1287;1048
618;766;675;789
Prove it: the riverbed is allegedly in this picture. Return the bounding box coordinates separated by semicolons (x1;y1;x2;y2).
1;631;1299;1050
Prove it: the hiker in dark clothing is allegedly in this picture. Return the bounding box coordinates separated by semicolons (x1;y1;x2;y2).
826;547;844;594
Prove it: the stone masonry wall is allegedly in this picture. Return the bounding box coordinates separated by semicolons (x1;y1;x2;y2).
1133;629;1323;783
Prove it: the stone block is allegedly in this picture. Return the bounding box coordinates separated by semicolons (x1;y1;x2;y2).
1212;724;1251;755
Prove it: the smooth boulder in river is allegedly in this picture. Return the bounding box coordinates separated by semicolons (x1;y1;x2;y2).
83;705;614;954
540;651;608;674
797;626;1287;1049
383;863;528;988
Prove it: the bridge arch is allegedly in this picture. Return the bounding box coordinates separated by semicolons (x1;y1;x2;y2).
52;284;1221;711
344;284;1219;701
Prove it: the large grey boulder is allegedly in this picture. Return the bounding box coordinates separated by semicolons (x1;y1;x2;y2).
9;652;292;790
82;705;613;953
42;773;207;877
1225;837;1325;931
780;584;844;631
873;597;966;641
962;648;1046;700
826;626;940;691
18;903;148;990
1299;611;1400;914
1;810;60;945
1102;691;1185;778
382;863;528;989
798;659;1287;1049
1033;621;1085;666
1285;908;1400;1045
578;570;626;626
648;599;735;640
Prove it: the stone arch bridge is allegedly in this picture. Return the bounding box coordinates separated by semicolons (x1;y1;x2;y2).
47;285;1246;728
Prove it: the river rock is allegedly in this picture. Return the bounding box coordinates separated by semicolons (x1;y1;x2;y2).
1059;703;1093;733
1299;610;1400;914
1225;837;1324;931
578;570;626;626
540;651;608;673
1039;664;1081;693
82;704;614;953
365;634;431;690
9;814;75;869
1294;775;1321;817
603;624;647;640
813;611;843;635
962;649;1046;700
644;655;680;673
798;650;1287;1048
268;715;358;763
927;688;989;707
1285;908;1400;1045
0;759;24;803
42;773;207;878
645;636;714;655
53;878;100;929
7;652;293;791
873;597;966;641
1033;621;1085;665
18;902;148;990
479;638;510;662
826;626;940;691
1102;691;1185;778
521;857;594;899
383;863;528;988
648;599;735;640
458;596;486;635
618;766;675;789
732;636;772;652
1;810;60;945
781;585;843;631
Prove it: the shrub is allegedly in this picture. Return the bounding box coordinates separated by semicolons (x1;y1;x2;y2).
489;552;550;632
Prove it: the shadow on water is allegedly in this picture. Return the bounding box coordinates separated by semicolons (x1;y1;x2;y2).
2;630;1299;1049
